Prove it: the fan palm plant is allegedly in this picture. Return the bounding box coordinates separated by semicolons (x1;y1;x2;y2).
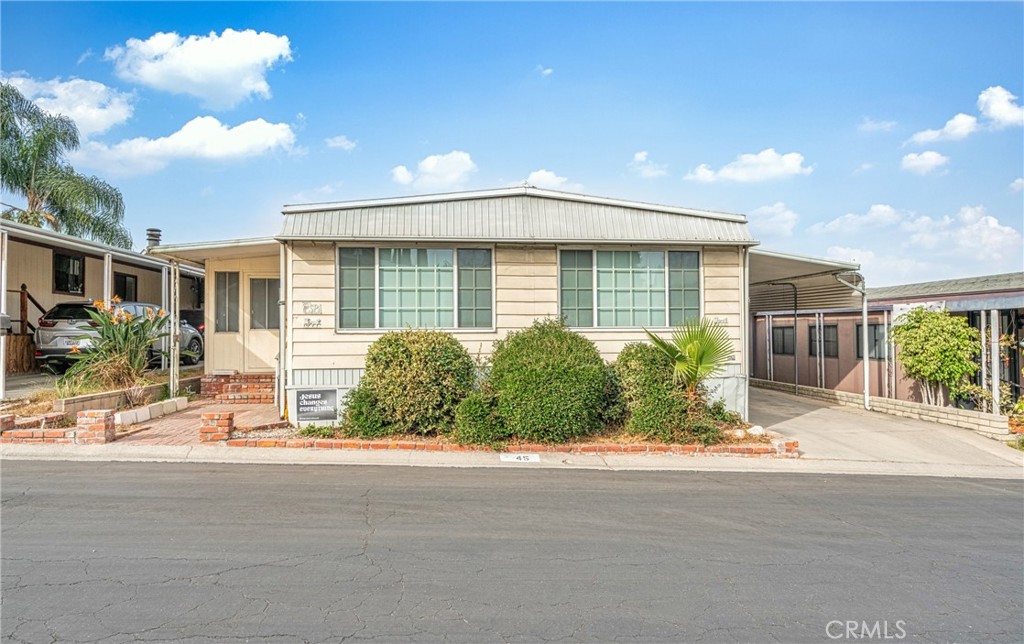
0;82;131;248
645;317;734;399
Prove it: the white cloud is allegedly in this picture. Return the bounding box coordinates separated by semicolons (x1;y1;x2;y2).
823;204;1023;284
73;115;295;175
325;135;357;151
748;202;799;237
684;148;813;183
908;113;978;144
525;169;568;189
536;65;554;77
1010;178;1024;192
390;150;477;190
853;162;874;174
809;204;906;235
901;151;949;175
76;49;94;65
105;28;292;109
3;74;133;137
978;85;1024;128
628;151;667;178
858;117;897;132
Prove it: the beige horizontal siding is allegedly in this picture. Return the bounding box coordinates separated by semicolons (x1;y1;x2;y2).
287;242;745;372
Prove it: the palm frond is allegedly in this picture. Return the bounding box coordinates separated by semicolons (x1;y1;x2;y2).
646;318;734;391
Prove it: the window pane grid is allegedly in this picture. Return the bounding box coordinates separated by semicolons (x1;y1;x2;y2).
378;248;454;329
457;249;492;328
339;248;375;329
668;251;700;326
559;250;594;327
596;251;665;327
215;272;239;333
772;326;795;355
856;323;884;359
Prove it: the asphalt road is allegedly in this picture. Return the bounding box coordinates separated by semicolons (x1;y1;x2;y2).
2;463;1022;643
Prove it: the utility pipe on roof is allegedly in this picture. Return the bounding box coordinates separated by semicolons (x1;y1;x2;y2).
836;272;870;411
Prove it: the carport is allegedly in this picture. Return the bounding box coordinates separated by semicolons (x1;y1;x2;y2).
747;249;870;409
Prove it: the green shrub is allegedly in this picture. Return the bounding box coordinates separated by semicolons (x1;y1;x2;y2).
299;425;336;439
452;387;509;447
614;342;690;442
599;364;628;429
340;384;392;438
489;319;606;443
363;330;475;436
707;396;740;424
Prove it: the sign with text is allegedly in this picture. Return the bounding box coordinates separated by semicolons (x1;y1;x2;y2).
296;389;338;422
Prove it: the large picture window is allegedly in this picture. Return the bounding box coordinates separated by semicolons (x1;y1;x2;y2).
214;272;239;332
338;247;492;330
559;250;699;328
53;252;85;295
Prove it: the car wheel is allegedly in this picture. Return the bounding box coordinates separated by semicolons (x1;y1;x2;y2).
185;338;203;365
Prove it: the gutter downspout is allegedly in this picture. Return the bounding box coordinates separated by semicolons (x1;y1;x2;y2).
837;272;870;410
741;247;750;421
278;241;287;419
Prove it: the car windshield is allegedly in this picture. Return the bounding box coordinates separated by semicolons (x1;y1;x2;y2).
44;304;95;320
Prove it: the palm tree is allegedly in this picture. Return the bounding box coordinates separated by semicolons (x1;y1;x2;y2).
1;83;131;248
645;317;733;399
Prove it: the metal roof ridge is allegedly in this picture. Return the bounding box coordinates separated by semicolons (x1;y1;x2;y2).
280;186;748;222
749;247;860;270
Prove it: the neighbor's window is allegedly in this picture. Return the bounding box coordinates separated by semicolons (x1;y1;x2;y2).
250;278;280;330
214;271;239;332
338;247;493;330
856;323;885;359
53;252;85;295
809;324;839;358
559;250;699;328
114;272;137;301
772;326;795;355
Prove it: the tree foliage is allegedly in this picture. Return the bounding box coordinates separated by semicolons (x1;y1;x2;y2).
644;317;733;397
890;307;980;406
1;82;131;247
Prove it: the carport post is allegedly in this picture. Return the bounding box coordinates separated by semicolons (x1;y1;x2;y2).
169;261;180;397
979;313;987;410
990;309;1000;412
836;272;870;411
0;229;8;401
102;252;112;303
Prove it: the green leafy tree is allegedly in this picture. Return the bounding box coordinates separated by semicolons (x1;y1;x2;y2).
645;317;734;399
1;82;131;247
890;307;980;406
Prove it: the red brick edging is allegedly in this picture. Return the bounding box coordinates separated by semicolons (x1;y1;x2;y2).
217;436;800;458
1;410;115;445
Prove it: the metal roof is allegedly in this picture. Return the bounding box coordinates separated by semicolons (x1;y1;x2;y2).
278;187;756;245
866;272;1024;302
1;219;204;276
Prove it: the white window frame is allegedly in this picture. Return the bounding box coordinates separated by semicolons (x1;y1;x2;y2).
335;243;497;334
556;245;703;332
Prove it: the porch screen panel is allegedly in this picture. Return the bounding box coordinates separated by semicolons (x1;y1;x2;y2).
559;250;593;327
596;250;665;327
214;272;239;332
250;278;280;330
668;251;700;325
338;248;375;328
457;249;492;328
379;248;454;328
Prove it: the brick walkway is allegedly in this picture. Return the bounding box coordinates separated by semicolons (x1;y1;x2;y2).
116;398;283;446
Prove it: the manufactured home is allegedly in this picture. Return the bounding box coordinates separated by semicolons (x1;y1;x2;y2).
149;187;863;423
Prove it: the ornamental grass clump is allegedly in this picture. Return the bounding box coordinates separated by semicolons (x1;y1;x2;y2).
56;299;170;398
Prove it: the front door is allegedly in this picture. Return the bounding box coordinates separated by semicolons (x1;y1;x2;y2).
244;276;280;373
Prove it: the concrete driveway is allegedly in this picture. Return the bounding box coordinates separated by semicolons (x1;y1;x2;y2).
750;387;1022;470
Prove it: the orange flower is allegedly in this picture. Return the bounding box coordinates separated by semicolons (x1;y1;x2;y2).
111;295;122;304
69;345;80;354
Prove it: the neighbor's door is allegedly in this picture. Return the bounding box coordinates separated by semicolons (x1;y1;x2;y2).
244;276;280;373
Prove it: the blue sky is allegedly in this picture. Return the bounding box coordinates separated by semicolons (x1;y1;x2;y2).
2;1;1022;286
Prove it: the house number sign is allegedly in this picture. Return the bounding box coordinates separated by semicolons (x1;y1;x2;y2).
296;389;338;422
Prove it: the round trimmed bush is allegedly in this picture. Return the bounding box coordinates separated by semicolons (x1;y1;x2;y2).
489;318;606;443
340;383;391;438
613;342;690;442
452;387;509;446
362;329;475;435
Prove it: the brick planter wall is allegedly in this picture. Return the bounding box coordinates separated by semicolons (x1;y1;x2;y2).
199;412;234;442
752;378;1012;439
1;410;115;445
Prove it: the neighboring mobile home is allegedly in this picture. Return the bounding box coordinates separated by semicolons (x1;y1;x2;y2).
751;272;1024;405
0;220;204;384
150;187;861;423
